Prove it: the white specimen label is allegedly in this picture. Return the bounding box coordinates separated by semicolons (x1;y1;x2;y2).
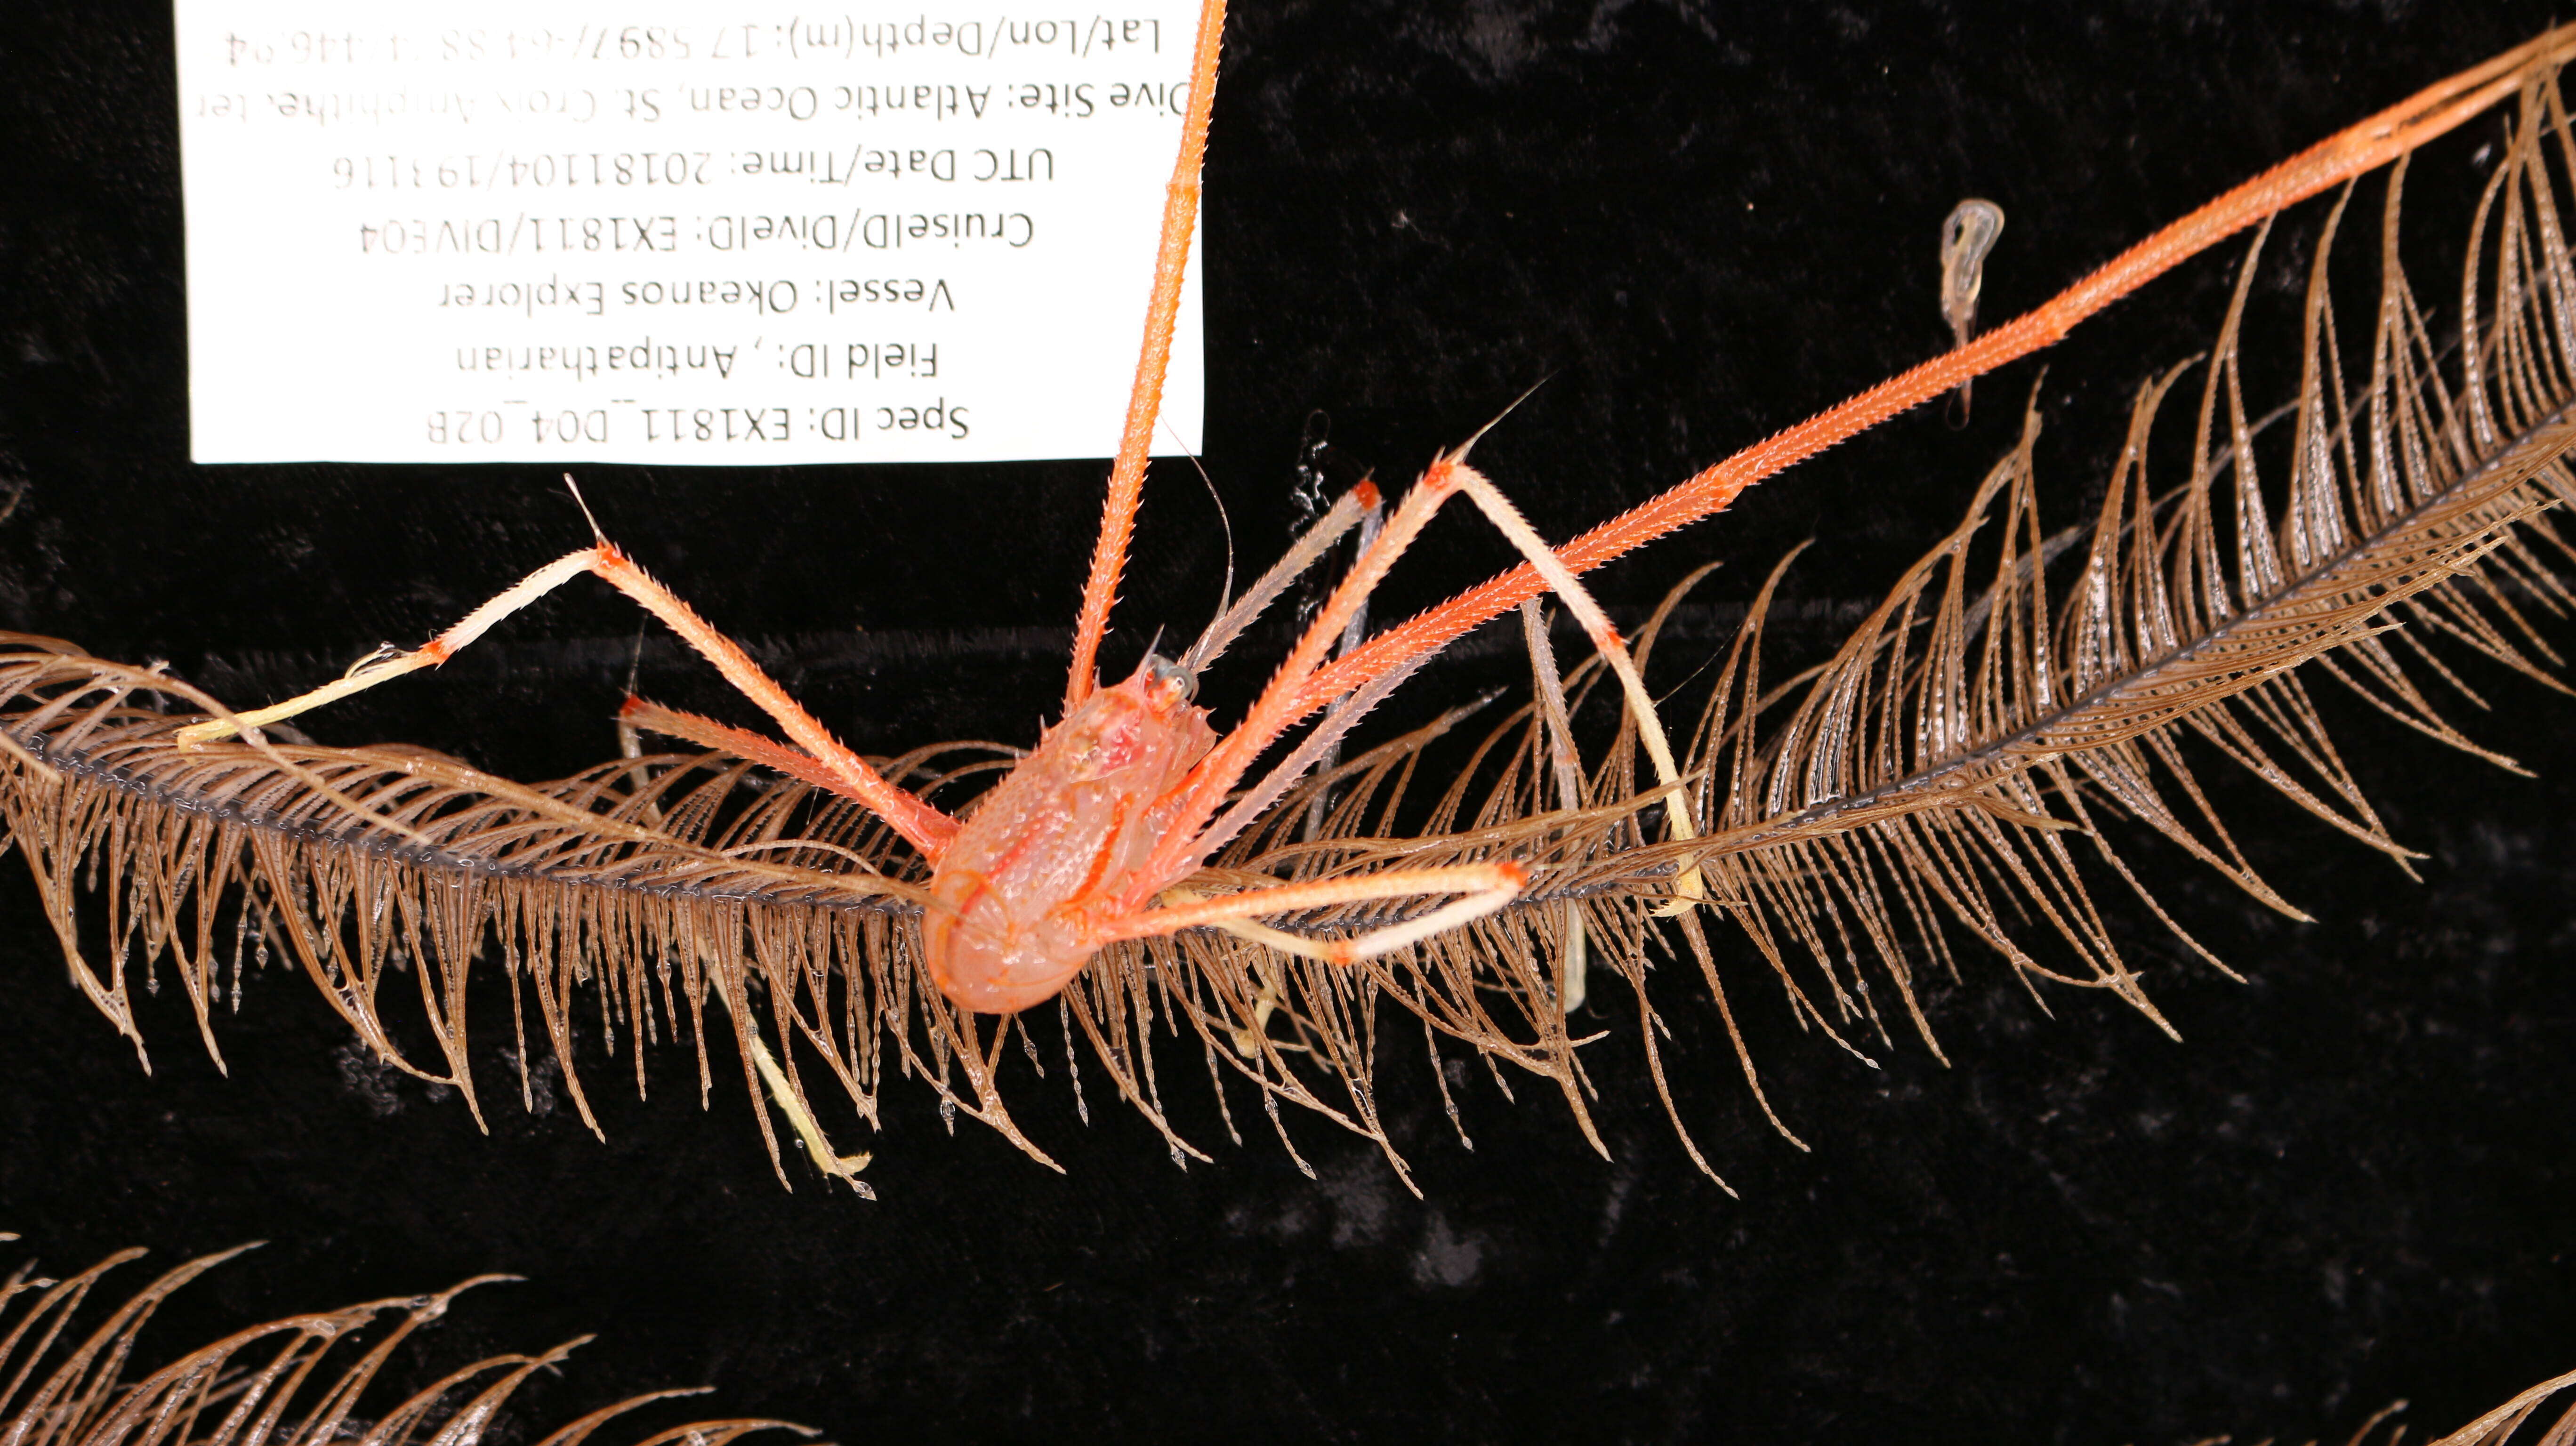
174;3;1203;465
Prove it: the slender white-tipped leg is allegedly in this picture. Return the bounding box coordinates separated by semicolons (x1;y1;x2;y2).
1521;599;1593;1012
1114;860;1527;964
174;550;600;748
744;1028;873;1196
1446;466;1706;910
175;540;957;858
1228;961;1289;1058
1158;884;1297;1058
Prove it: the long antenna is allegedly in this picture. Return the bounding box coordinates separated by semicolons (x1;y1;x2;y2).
563;473;607;545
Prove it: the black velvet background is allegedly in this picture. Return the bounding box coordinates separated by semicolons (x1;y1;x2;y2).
0;2;2570;1441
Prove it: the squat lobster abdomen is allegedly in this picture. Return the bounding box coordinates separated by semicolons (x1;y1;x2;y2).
923;656;1216;1014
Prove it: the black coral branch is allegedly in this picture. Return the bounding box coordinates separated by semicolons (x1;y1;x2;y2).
6;56;2576;1191
0;1234;811;1446
1650;85;2576;1090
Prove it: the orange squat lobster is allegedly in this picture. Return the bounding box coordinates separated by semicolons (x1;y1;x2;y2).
176;4;2576;1018
176;438;1687;1016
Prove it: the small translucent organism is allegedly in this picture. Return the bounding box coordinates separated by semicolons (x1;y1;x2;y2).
1940;198;2006;425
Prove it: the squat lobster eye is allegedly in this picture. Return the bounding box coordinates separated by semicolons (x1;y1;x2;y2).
1142;652;1196;702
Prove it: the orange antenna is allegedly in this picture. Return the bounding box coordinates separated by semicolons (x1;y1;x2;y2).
1061;0;1230;715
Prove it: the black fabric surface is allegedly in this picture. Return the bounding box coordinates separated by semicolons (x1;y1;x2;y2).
0;3;2570;1441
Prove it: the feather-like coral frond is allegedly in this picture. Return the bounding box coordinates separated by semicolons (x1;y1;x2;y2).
2423;1364;2576;1446
0;1234;809;1446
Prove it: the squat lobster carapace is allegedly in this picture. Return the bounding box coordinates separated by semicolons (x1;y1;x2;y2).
919;654;1223;1014
922;654;1526;1014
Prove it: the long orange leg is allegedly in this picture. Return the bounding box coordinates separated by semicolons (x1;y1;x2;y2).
1293;22;2576;722
176;540;959;859
1062;0;1231;713
616;697;937;821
